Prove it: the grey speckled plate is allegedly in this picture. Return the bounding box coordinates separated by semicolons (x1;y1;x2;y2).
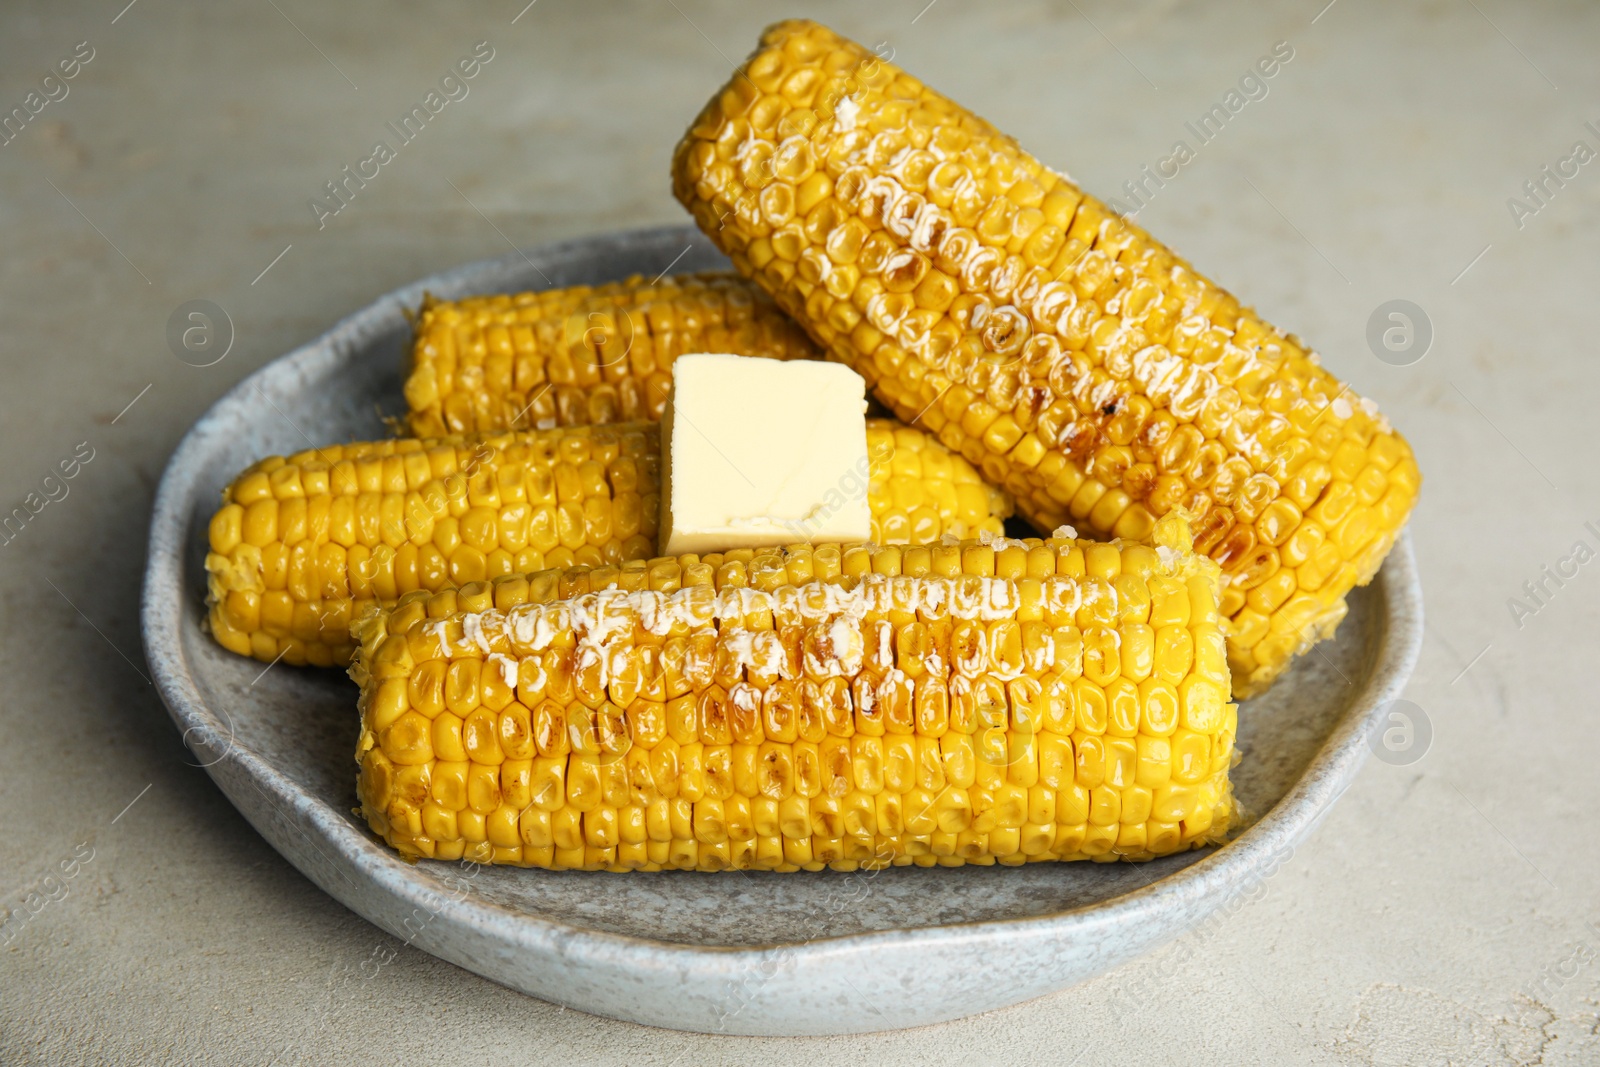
141;224;1423;1036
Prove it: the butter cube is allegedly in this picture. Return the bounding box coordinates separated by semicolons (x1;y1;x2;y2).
661;353;870;555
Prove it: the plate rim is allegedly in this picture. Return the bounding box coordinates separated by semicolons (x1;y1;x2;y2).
140;223;1424;979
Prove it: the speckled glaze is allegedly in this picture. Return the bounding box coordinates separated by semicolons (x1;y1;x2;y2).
141;225;1423;1036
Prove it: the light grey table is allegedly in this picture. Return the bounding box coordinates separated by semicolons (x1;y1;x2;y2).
3;1;1596;1062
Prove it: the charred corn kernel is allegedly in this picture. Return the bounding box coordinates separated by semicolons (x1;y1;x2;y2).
404;272;821;437
351;513;1235;870
208;418;1008;668
672;20;1421;697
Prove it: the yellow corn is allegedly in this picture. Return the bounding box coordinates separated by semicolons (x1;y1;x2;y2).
866;417;1010;544
205;425;660;668
206;419;1009;667
349;515;1235;871
404;271;822;437
671;20;1421;696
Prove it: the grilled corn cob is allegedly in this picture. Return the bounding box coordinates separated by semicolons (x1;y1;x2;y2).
404;271;822;437
206;420;1010;667
671;20;1420;695
205;425;660;668
349;515;1235;871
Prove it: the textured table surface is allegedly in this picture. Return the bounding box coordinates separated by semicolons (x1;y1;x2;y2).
3;1;1597;1063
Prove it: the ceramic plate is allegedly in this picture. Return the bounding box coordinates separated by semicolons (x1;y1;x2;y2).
142;224;1424;1036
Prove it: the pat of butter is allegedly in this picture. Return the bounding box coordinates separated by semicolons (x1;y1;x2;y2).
661;353;870;555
